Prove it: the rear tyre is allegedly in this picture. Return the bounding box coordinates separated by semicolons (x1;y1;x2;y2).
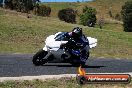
71;59;86;67
73;62;85;67
80;61;86;67
32;49;48;66
71;55;86;67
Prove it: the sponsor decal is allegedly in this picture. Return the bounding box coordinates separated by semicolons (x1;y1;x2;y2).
76;66;131;84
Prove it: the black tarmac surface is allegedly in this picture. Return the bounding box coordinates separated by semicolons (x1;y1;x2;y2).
0;54;132;77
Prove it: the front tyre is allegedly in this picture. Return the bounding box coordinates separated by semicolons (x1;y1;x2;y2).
32;49;48;66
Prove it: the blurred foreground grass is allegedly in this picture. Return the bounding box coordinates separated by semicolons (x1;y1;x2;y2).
0;78;132;88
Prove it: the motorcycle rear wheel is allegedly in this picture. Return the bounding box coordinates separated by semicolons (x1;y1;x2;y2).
70;56;86;67
32;49;48;66
71;62;85;67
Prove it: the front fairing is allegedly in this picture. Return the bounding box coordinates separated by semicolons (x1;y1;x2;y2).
43;32;97;51
44;32;68;51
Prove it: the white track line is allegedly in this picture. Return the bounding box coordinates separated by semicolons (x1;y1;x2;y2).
0;74;76;82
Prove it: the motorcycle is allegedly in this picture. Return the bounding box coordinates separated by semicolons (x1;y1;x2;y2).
32;32;97;66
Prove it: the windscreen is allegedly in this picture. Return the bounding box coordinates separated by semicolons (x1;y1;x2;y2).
54;32;69;41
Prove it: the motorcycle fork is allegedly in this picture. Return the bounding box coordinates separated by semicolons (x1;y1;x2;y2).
43;52;52;61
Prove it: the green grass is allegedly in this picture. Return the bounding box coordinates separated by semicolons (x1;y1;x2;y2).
0;8;132;58
43;2;78;9
95;23;124;32
42;2;78;17
0;78;132;88
42;0;130;19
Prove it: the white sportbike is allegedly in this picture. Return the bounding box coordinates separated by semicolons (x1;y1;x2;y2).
32;32;97;66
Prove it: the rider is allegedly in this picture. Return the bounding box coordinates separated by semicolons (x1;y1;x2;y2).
63;27;89;64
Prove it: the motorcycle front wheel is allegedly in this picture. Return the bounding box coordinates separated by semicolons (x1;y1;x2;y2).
32;49;48;66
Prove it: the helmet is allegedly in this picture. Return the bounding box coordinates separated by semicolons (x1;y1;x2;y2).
71;27;82;38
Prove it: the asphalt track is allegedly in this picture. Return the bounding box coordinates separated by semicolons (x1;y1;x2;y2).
0;54;132;77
